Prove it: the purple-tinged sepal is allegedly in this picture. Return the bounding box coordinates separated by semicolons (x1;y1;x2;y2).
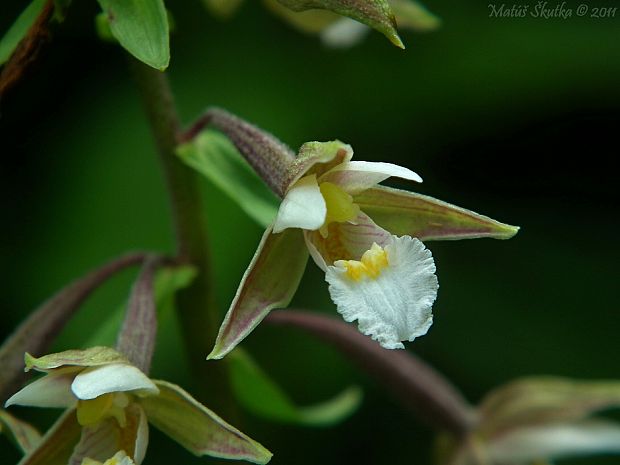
209;228;308;360
354;186;519;241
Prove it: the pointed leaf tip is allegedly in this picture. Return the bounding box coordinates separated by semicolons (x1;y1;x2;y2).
228;349;362;426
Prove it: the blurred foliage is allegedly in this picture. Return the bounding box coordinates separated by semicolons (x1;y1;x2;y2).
1;0;619;464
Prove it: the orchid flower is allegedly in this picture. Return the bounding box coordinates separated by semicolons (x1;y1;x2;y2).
5;347;271;465
208;140;518;359
443;377;620;464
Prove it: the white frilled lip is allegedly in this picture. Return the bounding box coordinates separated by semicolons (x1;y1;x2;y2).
273;159;422;234
325;235;438;350
5;363;159;409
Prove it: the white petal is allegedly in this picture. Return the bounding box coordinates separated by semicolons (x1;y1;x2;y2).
320;161;423;195
71;364;158;400
320;18;371;48
326;235;438;349
304;231;328;273
132;405;149;465
273;174;326;233
487;420;620;462
5;371;77;408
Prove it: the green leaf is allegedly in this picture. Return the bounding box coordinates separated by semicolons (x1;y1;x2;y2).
96;0;170;70
0;0;47;66
229;348;362;426
86;265;196;347
276;0;403;48
177;130;280;228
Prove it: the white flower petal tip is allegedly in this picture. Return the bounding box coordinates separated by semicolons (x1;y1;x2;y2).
5;371;77;409
325;235;438;349
273;174;326;233
319;161;423;196
71;364;159;400
338;161;423;183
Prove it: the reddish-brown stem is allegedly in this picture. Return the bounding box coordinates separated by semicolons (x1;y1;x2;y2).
266;310;477;436
0;252;149;401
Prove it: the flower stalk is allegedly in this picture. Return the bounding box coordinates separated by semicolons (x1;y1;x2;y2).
266;310;477;436
0;252;148;403
128;60;233;414
180;107;296;197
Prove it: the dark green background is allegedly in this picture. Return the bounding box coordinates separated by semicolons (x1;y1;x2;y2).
1;0;618;463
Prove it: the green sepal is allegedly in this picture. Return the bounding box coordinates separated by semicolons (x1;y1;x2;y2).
140;380;272;463
282;140;352;192
354;185;519;241
0;0;47;66
229;349;362;426
24;347;127;372
208;228;308;360
95;0;170;70
276;0;403;48
0;409;41;453
17;409;81;465
177;130;280;228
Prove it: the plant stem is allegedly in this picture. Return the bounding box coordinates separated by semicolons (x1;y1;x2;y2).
266;310;477;436
129;59;234;415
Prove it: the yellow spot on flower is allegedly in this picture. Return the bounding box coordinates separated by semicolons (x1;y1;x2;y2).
81;451;131;465
339;243;389;281
319;182;360;238
77;393;129;427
